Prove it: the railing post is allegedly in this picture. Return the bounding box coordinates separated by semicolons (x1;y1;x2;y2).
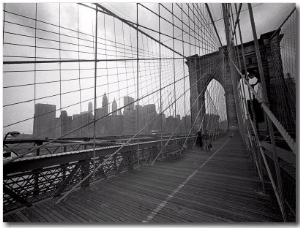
33;169;40;196
60;163;66;182
128;151;134;171
81;159;91;188
33;147;40;196
113;154;117;170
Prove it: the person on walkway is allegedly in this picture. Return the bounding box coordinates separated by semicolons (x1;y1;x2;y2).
203;130;210;152
196;131;203;150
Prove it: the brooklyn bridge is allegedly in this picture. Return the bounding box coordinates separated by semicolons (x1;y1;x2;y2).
2;3;297;223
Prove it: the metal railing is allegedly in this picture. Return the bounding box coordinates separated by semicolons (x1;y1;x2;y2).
3;135;197;213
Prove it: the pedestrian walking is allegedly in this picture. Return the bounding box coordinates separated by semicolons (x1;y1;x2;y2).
196;131;203;150
203;130;211;152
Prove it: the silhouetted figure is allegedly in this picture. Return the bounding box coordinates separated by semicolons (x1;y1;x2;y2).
203;130;210;152
196;131;203;150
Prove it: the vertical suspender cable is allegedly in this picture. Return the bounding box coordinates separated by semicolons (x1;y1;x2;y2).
33;3;37;140
234;3;265;193
77;5;82;117
3;3;6;40
159;4;163;151
181;4;186;136
136;3;140;166
248;3;286;221
58;3;62;138
172;4;177;134
93;5;98;184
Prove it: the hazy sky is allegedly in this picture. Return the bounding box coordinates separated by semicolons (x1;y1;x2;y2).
2;2;296;135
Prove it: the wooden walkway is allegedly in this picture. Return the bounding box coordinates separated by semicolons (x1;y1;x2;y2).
3;135;283;223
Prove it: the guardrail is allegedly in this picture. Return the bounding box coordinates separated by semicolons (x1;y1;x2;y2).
3;134;189;157
3;136;197;213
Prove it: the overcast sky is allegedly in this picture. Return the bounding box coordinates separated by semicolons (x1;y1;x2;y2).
2;2;296;135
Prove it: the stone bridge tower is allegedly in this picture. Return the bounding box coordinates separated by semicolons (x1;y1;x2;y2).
186;30;288;134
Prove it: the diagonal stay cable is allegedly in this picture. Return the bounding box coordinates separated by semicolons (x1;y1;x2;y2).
229;56;296;154
54;62;213;203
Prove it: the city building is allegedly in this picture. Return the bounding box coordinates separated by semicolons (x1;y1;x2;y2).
102;93;109;115
108;115;124;136
95;108;106;136
33;103;56;139
123;109;137;135
88;102;93;113
166;116;177;134
124;96;134;111
60;110;72;136
112;98;117;115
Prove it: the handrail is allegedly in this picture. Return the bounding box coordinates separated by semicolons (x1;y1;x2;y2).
3;136;195;174
260;142;296;166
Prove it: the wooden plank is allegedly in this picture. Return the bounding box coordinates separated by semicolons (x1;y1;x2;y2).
34;203;62;222
80;189;150;222
16;211;32;222
66;193;122;222
8;212;23;222
21;207;45;222
47;201;88;222
58;201;94;222
100;172;280;222
38;202;71;222
3;214;15;222
3;136;284;222
83;185;159;220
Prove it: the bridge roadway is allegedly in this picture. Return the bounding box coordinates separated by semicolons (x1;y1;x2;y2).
4;135;282;222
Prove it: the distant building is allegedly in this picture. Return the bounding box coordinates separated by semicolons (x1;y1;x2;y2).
102;93;109;115
135;104;142;113
72;114;81;137
166;116;176;134
88;102;93;113
143;104;156;115
95;108;106;136
80;111;93;137
123;109;137;135
142;104;157;133
108;115;124;136
112;98;117;115
124;96;134;111
52;118;61;138
118;109;122;115
180;115;191;134
60;110;72;137
135;105;143;131
71;111;93;137
33;103;56;139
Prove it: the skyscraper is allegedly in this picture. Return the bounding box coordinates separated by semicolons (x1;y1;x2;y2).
60;110;72;136
102;93;109;115
33;103;56;139
124;96;134;112
88;102;93;113
112;98;117;115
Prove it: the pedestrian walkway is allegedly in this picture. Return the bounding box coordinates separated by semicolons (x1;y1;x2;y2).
3;135;282;222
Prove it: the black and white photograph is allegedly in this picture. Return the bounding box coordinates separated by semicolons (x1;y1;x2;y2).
2;2;297;223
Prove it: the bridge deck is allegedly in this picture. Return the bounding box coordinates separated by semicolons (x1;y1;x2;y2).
4;135;282;222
